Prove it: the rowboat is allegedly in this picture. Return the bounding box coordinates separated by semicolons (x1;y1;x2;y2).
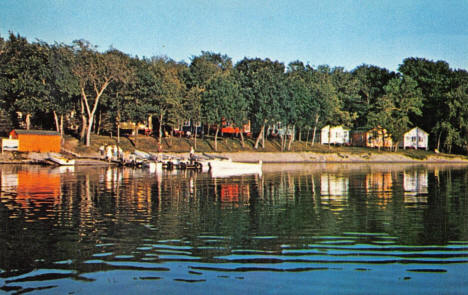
199;153;262;177
210;164;263;178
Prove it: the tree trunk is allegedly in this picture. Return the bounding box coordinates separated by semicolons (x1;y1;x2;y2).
214;127;219;151
254;124;265;149
96;111;102;135
60;114;64;136
134;125;139;148
437;131;442;151
81;81;109;147
86;115;94;147
194;123;198;149
53;111;60;132
80;99;87;142
306;127;310;147
117;122;120;144
261;125;265;148
159;113;163;144
311;114;319;146
288;125;295;151
25;113;31;130
240;131;245;148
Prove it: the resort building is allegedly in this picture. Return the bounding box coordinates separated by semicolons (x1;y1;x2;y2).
320;125;350;145
8;129;61;153
351;127;393;149
401;127;429;150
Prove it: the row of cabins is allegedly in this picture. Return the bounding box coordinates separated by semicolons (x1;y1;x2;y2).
321;125;429;150
1;126;429;154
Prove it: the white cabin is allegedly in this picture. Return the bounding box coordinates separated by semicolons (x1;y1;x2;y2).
402;127;429;150
321;125;350;145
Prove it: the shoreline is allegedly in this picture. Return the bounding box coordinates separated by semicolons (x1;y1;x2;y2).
178;151;468;164
1;151;468;165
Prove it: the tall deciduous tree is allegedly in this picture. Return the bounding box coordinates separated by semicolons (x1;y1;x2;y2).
236;58;286;149
398;58;452;150
72;40;132;146
202;73;243;151
1;34;50;129
47;43;79;135
351;64;397;128
368;76;423;150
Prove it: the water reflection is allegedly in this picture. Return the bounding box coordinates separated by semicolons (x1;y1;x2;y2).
0;163;468;294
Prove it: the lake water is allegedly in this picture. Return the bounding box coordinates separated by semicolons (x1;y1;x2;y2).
0;163;467;294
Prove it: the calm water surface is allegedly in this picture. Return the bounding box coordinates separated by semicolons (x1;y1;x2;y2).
0;163;467;294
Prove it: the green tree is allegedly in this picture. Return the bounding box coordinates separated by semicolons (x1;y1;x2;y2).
0;34;50;129
399;58;452;150
311;66;355;147
368;76;423;150
351;64;397;128
235;58;286;149
47;43;79;135
72;40;132;146
442;70;468;153
201;73;243;151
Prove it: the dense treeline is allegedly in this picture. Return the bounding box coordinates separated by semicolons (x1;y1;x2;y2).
1;33;468;153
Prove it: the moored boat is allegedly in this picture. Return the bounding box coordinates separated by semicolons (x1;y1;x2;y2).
198;153;262;176
47;153;76;166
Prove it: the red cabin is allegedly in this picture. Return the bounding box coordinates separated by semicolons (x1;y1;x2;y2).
9;129;61;153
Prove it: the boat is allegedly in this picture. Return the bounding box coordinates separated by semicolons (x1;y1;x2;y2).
147;161;163;173
133;149;152;160
209;160;262;175
195;153;232;172
47;153;76;166
210;165;263;178
200;153;262;176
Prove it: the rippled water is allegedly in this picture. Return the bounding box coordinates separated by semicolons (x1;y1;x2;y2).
0;163;467;294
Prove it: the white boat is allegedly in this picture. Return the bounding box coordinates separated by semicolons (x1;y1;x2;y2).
47;154;76;166
133;149;152;160
147;161;163;173
197;157;232;172
210;166;263;178
199;154;262;177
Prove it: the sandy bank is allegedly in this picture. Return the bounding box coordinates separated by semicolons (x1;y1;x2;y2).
194;151;468;164
1;149;467;165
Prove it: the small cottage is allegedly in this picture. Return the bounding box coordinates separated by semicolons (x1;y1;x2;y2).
9;129;61;153
401;127;429;150
351;127;393;149
321;125;350;145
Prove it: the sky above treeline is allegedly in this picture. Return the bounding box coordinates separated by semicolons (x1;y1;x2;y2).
1;0;467;72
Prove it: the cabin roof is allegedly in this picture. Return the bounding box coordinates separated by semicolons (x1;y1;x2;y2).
321;125;350;130
405;127;428;135
12;129;60;136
